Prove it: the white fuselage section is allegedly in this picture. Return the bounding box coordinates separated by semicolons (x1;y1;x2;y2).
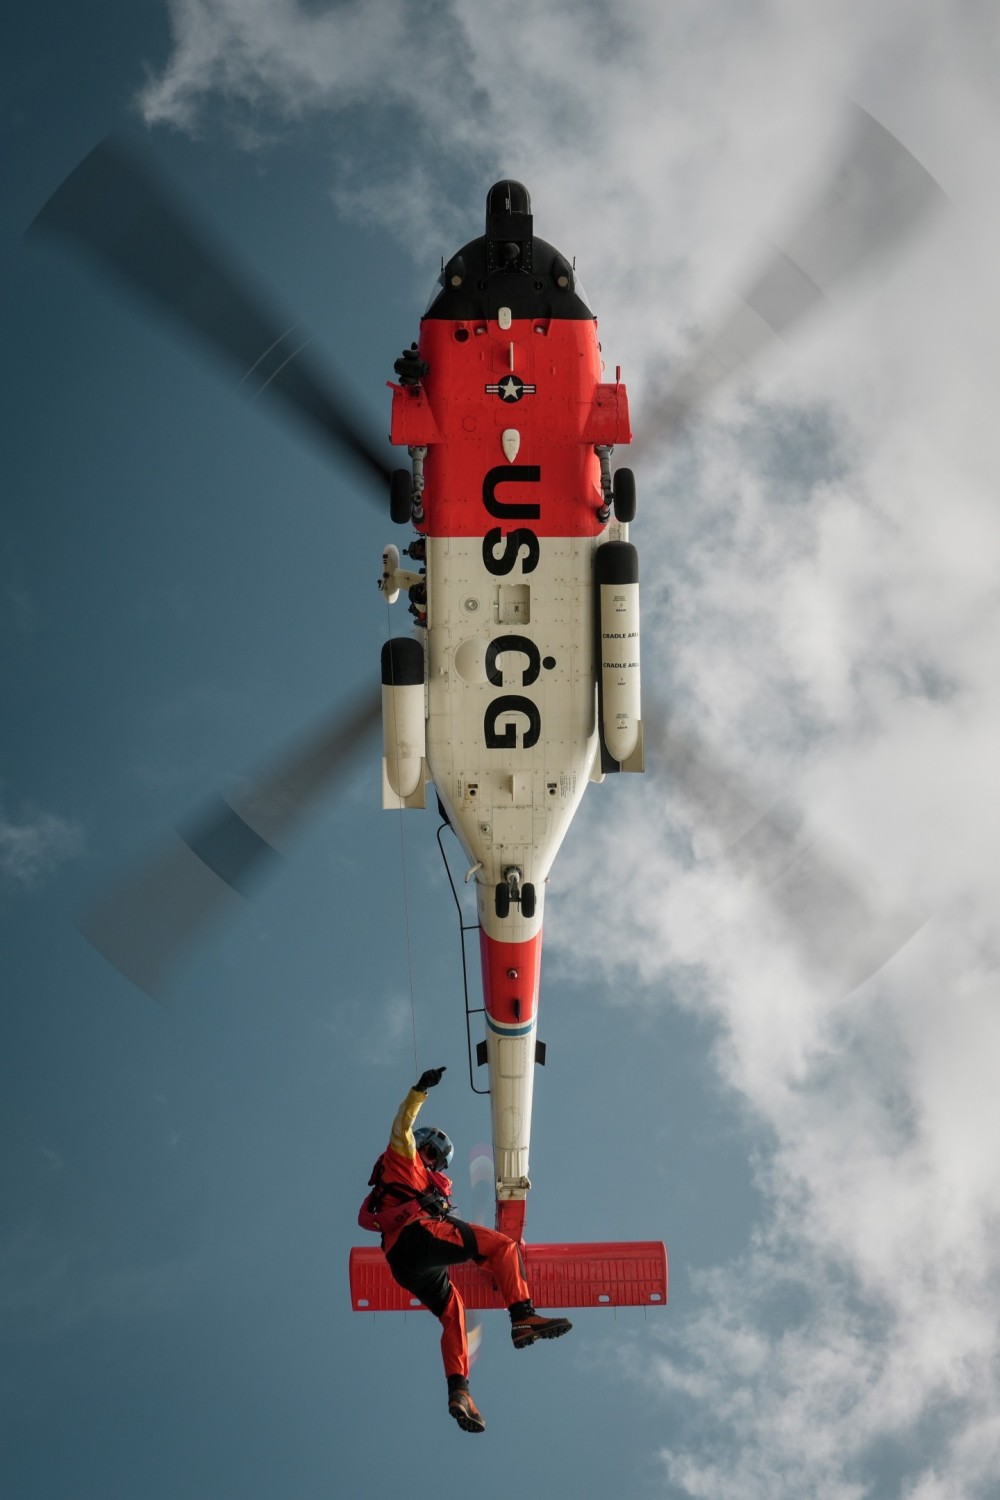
425;533;600;936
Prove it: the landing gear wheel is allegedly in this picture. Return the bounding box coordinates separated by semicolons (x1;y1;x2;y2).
612;468;636;523
495;882;510;919
521;883;536;920
390;468;412;525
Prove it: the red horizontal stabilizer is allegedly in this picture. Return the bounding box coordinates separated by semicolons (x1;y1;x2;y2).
350;1240;667;1312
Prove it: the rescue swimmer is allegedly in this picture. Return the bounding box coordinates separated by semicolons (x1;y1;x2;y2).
359;1066;572;1433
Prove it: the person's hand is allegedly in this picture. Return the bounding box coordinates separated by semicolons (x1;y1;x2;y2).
415;1066;446;1092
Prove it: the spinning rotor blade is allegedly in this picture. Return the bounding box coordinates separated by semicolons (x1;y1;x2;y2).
650;713;924;997
80;689;381;999
643;102;947;440
30;137;393;491
465;1146;495;1369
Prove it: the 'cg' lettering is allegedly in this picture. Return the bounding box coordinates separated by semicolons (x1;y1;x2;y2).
484;696;542;749
486;635;541;687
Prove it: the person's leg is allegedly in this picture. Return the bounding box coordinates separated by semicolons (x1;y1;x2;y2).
436;1281;468;1381
462;1222;531;1303
439;1285;484;1433
385;1224;485;1433
423;1217;574;1351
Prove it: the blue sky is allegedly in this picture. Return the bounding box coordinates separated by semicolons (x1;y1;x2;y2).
5;4;1000;1498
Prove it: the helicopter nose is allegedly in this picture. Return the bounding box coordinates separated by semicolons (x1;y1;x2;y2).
485;181;533;272
486;179;531;217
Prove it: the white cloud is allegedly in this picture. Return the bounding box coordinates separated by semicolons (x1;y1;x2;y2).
0;796;83;887
137;3;1000;1493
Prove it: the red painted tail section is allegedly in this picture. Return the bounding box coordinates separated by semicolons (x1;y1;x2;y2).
480;930;542;1029
349;1241;667;1311
495;1198;527;1242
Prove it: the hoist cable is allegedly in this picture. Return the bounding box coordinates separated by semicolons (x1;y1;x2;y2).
384;593;420;1074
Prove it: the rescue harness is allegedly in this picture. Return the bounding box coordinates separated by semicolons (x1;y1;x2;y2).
358;1153;451;1239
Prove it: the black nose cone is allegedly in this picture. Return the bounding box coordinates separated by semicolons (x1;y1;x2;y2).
486;180;532;219
486;180;533;273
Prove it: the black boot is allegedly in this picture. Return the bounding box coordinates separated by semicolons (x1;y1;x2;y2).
509;1302;573;1350
447;1374;486;1433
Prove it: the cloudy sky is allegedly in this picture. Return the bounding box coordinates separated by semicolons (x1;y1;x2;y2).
4;3;1000;1497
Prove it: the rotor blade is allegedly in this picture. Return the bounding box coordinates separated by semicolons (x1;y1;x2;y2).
649;711;924;997
465;1146;494;1369
642;102;947;440
29;136;393;491
79;688;381;999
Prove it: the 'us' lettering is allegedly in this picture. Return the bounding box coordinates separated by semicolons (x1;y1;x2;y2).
482;466;541;520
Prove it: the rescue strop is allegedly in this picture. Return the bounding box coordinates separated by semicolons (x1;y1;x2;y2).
358;1153;451;1238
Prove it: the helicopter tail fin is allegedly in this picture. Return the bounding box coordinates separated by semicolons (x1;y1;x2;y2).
349;1240;667;1312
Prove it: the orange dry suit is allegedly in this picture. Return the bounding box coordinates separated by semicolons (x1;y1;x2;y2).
365;1085;531;1381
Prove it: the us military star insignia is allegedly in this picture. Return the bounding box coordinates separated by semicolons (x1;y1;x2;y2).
485;375;537;402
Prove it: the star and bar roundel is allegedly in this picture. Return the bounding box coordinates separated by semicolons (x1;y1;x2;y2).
486;374;537;401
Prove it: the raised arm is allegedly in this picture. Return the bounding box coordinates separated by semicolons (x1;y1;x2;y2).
388;1066;446;1159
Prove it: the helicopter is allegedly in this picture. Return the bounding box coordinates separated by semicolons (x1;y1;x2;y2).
356;178;665;1308
31;145;666;1312
30;107;941;1314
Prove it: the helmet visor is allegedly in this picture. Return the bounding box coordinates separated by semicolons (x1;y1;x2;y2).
415;1127;453;1170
